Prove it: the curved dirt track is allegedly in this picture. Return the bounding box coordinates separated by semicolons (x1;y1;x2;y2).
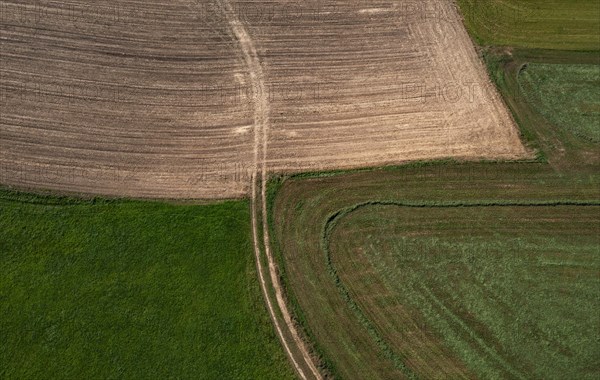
214;0;321;378
1;0;528;199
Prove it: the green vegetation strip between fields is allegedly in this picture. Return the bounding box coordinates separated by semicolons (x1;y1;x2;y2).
483;48;599;170
0;191;294;379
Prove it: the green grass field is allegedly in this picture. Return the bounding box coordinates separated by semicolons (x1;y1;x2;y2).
457;0;600;50
0;193;294;379
330;204;599;379
482;48;599;171
519;63;600;142
271;160;600;379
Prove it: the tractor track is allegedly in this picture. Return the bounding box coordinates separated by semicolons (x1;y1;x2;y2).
215;0;322;378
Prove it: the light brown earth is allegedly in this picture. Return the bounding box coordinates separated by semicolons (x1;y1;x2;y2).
1;0;527;199
249;0;528;172
0;0;253;198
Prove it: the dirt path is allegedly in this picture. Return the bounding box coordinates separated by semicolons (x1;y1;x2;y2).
215;1;321;378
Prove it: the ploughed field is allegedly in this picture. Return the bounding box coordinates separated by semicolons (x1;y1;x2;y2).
0;0;527;198
0;1;253;198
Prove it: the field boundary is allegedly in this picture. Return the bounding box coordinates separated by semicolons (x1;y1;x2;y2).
482;48;600;170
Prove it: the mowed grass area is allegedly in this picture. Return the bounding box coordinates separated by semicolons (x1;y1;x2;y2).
519;63;600;142
456;0;600;50
330;204;600;379
0;192;294;379
271;162;600;379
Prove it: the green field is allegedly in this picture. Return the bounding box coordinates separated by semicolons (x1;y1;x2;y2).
457;0;600;50
271;159;600;379
330;204;599;379
482;48;599;171
519;63;600;142
0;193;293;379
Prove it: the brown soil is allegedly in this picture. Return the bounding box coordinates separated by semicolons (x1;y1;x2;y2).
0;0;528;199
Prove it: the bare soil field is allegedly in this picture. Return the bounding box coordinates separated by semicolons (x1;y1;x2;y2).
0;0;254;198
244;0;528;172
1;0;527;198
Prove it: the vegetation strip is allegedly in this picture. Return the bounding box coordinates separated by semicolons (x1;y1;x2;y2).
518;63;600;142
457;0;600;50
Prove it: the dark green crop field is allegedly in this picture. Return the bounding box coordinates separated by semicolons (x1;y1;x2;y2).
457;0;600;50
0;194;293;379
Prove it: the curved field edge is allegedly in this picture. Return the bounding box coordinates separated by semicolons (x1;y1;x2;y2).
323;201;600;379
266;177;338;378
518;63;600;143
482;48;599;170
270;159;599;376
0;189;295;379
253;177;324;380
